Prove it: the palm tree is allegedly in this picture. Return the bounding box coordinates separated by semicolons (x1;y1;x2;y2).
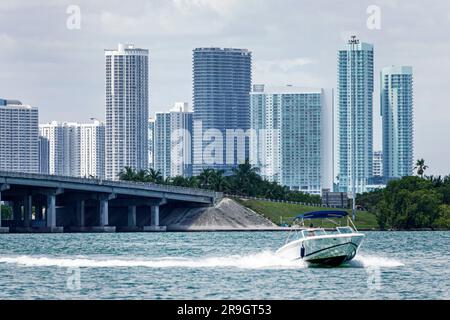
427;175;443;188
211;170;229;192
118;166;136;181
135;169;148;182
231;159;261;196
170;175;188;187
198;168;215;189
147;168;163;184
414;159;429;178
186;176;200;188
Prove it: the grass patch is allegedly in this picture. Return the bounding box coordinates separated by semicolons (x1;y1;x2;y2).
234;198;378;230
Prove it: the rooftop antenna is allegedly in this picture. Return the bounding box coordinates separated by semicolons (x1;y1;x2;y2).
348;35;360;45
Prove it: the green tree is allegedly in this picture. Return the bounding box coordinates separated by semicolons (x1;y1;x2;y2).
414;159;429;178
374;176;442;229
135;169;149;182
186;176;200;188
147;168;163;184
169;175;188;187
1;205;12;220
118;166;136;181
231;159;261;196
210;170;229;192
433;204;450;229
198;168;216;189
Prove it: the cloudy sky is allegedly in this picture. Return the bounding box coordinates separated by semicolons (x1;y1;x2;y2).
1;0;449;175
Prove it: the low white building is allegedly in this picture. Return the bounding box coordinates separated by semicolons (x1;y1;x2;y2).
39;120;105;178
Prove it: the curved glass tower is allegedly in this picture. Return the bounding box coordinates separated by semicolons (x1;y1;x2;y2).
192;47;252;175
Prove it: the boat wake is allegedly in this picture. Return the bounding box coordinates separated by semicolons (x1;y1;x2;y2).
348;254;404;268
0;252;403;269
0;252;304;270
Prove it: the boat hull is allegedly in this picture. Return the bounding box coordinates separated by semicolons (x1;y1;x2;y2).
276;234;364;267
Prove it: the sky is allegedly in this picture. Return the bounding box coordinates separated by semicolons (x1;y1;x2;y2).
0;0;449;176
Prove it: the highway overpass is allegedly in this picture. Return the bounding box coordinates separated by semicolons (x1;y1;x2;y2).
0;171;221;233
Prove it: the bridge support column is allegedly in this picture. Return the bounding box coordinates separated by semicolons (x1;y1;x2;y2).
151;205;159;227
0;185;10;233
76;200;85;227
143;199;167;232
46;194;56;228
92;194;115;232
99;199;108;227
13;201;22;224
128;206;136;227
23;194;32;228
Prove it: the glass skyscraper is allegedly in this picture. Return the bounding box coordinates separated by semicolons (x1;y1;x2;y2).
338;37;374;195
105;43;149;180
381;66;414;181
250;85;332;195
192;47;252;175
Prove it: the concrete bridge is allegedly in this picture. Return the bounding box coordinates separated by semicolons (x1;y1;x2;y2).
0;171;221;233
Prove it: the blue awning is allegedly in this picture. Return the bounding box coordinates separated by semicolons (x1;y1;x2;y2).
294;210;348;220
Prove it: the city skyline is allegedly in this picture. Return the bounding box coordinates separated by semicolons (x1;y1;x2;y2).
0;0;449;175
0;38;417;193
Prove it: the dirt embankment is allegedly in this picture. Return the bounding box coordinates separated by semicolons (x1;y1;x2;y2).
160;198;279;231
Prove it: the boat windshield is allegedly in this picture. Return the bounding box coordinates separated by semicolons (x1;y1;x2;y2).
336;226;354;234
302;229;326;238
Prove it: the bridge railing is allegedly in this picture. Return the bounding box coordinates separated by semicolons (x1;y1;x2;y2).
223;193;351;210
0;171;220;198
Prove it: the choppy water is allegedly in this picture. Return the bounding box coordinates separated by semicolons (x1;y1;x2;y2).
0;231;448;299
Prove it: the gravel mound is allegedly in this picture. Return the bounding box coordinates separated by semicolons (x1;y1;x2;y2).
160;198;278;231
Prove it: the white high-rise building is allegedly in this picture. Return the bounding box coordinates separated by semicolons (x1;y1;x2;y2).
154;112;171;178
0;99;39;173
39;136;50;174
338;37;374;195
250;85;333;195
79;120;105;179
381;66;414;181
170;103;193;178
39;122;80;176
148;118;155;170
154;103;193;179
105;43;149;180
373;151;383;178
39;120;105;178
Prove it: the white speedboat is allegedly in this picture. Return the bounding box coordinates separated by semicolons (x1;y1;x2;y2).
276;211;364;267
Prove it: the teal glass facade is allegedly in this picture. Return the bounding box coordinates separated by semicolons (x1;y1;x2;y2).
338;39;374;194
381;66;414;181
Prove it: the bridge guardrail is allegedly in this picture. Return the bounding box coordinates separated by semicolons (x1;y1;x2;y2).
0;171;219;198
223;193;352;210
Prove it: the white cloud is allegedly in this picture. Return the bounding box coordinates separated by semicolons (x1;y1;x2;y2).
255;58;316;73
98;1;228;36
172;0;242;16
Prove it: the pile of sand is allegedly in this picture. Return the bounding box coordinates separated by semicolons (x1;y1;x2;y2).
160;198;278;231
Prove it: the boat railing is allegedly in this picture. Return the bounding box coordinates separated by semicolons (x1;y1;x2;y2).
347;217;359;232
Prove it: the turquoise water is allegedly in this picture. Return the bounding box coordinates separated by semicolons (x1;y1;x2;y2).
0;231;448;300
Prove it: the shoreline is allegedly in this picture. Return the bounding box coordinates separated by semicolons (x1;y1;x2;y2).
1;227;448;234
